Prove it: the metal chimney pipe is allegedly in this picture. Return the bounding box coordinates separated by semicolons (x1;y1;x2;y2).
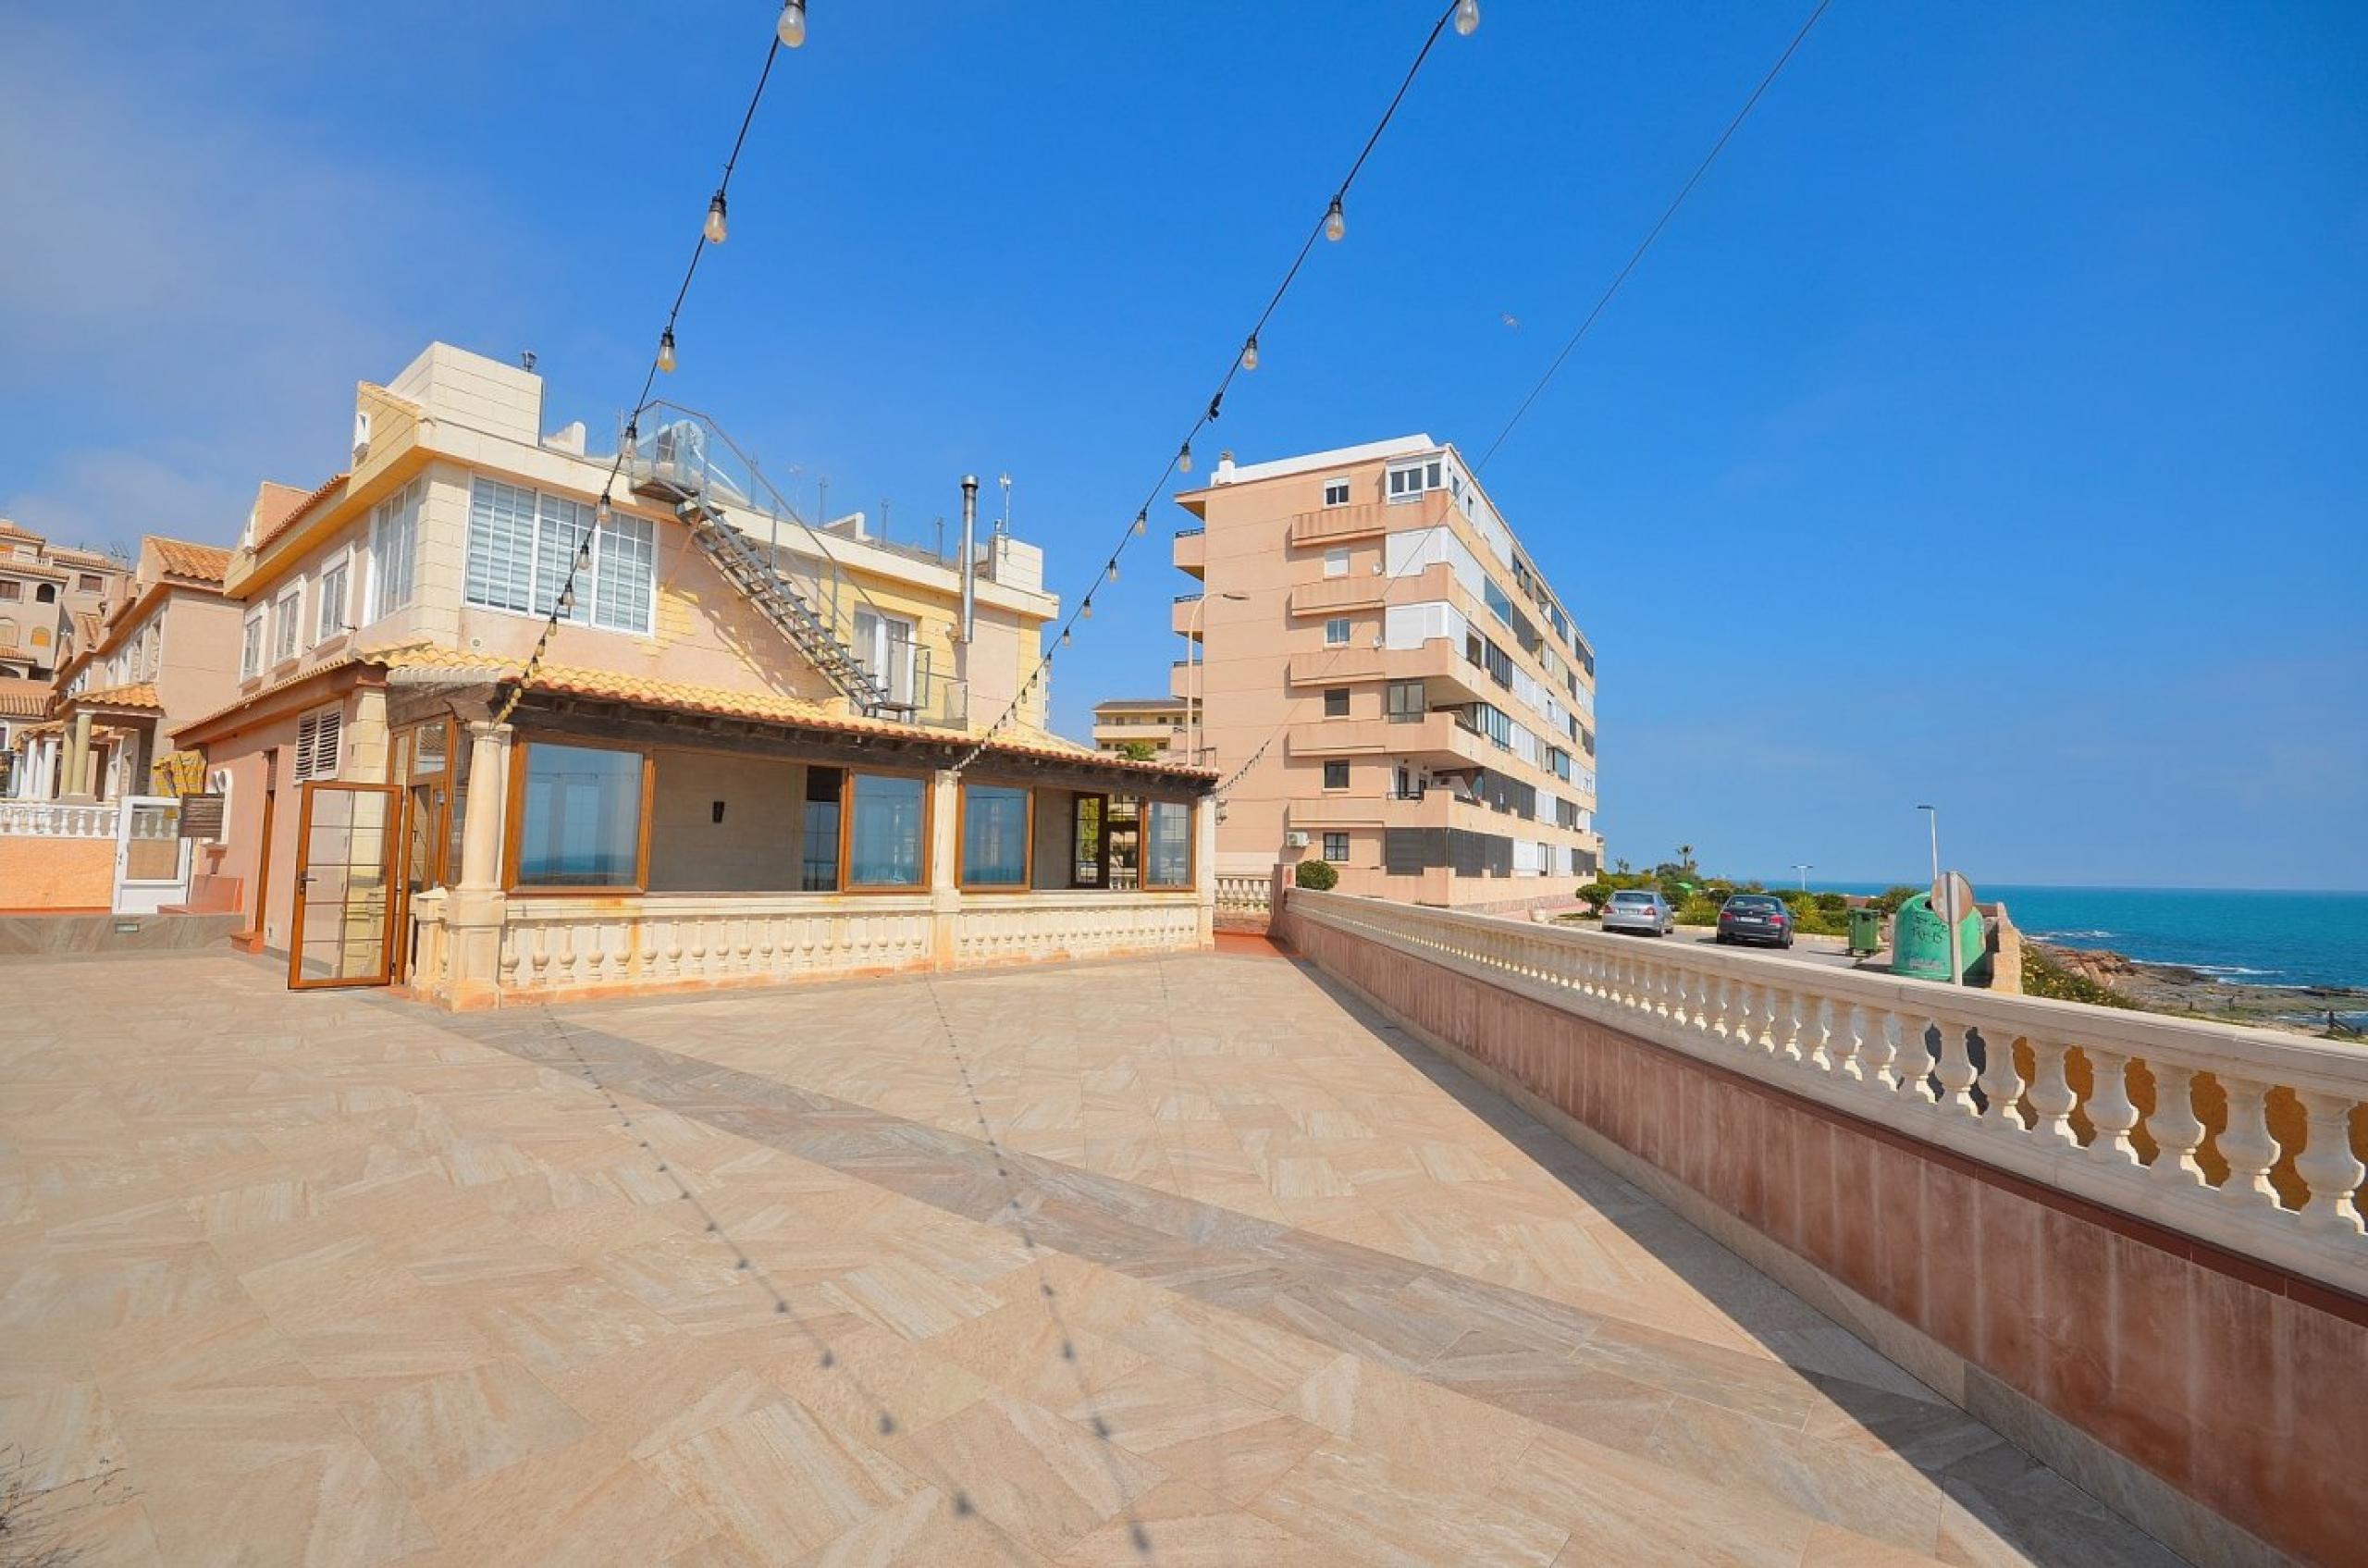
958;475;979;644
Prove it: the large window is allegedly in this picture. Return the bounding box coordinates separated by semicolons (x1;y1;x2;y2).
1386;460;1442;500
1387;679;1425;722
315;553;350;644
960;784;1031;890
240;612;263;679
512;741;648;889
273;586;302;663
845;772;927;889
1143;799;1191;889
371;478;423;618
465;478;656;635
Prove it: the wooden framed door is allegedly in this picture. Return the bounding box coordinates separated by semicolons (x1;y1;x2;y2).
288;781;399;989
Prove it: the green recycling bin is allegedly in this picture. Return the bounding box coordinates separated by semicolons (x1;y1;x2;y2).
1847;907;1883;957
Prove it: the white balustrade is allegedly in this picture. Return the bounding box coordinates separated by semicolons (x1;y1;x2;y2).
1214;873;1273;912
953;891;1201;968
0;801;116;838
1285;889;2368;1294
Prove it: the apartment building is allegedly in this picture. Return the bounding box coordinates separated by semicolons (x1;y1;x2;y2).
1091;696;1187;757
170;342;1215;1006
0;518;130;680
7;537;240;803
1173;436;1600;907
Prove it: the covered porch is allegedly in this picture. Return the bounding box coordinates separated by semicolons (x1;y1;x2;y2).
357;669;1216;1007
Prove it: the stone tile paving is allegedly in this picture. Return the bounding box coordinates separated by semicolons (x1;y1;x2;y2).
0;947;2188;1566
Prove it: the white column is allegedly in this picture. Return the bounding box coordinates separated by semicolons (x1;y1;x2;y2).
440;721;513;1008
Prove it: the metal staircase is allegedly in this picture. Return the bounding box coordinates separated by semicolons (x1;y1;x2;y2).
623;405;936;722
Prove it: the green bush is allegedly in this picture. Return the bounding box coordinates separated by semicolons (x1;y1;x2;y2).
1871;884;1918;916
1812;892;1848;914
1294;858;1338;892
1577;881;1613;911
1674;897;1724;926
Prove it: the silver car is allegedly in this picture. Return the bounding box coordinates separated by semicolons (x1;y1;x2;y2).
1600;889;1675;937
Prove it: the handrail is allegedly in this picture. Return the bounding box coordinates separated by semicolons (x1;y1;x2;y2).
1286;890;2368;1293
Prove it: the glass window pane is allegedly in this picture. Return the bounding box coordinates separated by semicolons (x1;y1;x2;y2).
802;767;842;890
1144;800;1190;889
466;478;538;612
961;784;1030;888
516;743;642;887
594;512;655;633
847;772;925;888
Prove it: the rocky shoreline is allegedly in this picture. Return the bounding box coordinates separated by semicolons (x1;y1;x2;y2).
2031;941;2368;1038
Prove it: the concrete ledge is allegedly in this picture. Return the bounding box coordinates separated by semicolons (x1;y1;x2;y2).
0;911;246;957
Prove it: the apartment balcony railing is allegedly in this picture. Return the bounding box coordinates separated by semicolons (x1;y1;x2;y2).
1172;527;1205;579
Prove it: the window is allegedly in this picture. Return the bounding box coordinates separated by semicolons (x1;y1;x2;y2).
1323;477;1350;507
464;477;656;634
0;581;18;601
1483;576;1514;625
78;574;103;594
35;584;56;604
845;772;927;889
1324;547;1350;578
1386;460;1443;500
1143;799;1191;889
315;554;350;644
274;586;302;663
240;612;264;679
512;741;647;889
1482;638;1512;689
1387;679;1425;722
1322;833;1350;863
1323;759;1350;790
371;478;422;618
801;768;843;891
1324;617;1350;646
960;784;1031;889
291;705;343;781
1323;687;1350;719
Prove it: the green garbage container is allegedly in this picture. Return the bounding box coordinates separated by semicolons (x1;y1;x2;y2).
1847;907;1884;957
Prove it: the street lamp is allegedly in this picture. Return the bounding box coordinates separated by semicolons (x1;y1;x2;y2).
1188;591;1247;761
1917;804;1961;986
1792;862;1813;892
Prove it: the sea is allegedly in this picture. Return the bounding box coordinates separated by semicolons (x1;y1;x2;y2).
1795;883;2368;995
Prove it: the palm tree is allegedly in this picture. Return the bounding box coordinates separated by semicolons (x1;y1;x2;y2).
1676;843;1697;874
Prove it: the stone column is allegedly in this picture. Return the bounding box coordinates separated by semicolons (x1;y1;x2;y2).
1193;793;1218;947
441;722;512;1008
63;712;92;799
929;769;961;969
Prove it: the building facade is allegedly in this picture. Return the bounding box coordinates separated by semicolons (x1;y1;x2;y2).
171;342;1216;1006
0;519;130;681
1173;436;1601;907
1091;696;1187;757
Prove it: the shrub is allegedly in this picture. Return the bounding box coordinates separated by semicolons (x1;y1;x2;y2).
1576;881;1613;911
1674;897;1725;926
1812;891;1848;914
1294;858;1338;892
1871;884;1918;916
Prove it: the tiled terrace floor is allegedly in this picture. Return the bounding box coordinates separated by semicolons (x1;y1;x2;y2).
0;948;2186;1567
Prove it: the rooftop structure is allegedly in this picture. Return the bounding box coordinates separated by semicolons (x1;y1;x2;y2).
1090;695;1188;755
0;517;130;680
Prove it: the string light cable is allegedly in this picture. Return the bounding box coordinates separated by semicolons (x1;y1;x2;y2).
494;5;808;724
1475;0;1833;472
948;0;1486;775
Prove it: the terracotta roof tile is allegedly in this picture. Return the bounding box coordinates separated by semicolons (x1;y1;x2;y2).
0;519;39;541
71;611;104;647
253;473;348;550
0;676;52;719
68;682;162;712
153;537;233;584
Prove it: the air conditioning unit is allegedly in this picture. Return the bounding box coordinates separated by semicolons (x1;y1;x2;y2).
1285;830;1310;848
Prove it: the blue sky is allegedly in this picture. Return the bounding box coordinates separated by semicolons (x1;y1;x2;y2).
5;2;2362;890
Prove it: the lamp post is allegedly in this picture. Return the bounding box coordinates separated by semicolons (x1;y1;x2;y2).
1187;591;1247;762
1792;862;1812;892
1917;803;1961;987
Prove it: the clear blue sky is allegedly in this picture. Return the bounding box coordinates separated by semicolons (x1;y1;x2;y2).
5;2;2362;890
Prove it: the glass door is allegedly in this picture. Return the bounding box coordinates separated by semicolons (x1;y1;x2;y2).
289;782;398;989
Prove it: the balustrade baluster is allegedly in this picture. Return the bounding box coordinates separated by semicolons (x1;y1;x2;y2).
2215;1074;2280;1210
2145;1062;2205;1187
2083;1048;2142;1168
1932;1017;1980;1115
1977;1029;2027;1130
2292;1091;2366;1235
2027;1039;2078;1145
1892;1012;1932;1103
1824;1000;1858;1081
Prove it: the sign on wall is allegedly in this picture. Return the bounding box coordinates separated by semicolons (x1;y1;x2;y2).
177;793;226;841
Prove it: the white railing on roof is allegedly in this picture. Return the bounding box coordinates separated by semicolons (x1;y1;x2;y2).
1215;873;1273;912
0;801;115;838
1287;890;2368;1294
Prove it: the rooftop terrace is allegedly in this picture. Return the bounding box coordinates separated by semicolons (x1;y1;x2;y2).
0;944;2193;1565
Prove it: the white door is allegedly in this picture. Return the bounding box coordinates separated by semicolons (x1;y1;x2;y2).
114;795;192;914
852;610;916;707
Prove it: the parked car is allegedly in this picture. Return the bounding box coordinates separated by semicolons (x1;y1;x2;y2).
1601;889;1675;937
1716;893;1794;948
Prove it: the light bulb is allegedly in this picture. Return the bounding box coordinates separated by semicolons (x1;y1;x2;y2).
1325;197;1346;242
1132;512;1146;537
1178;442;1193;474
1106;561;1119;584
705;192;728;244
1240;335;1259;372
1455;0;1480;37
1061;627;1071;646
776;0;807;49
657;329;677;374
1082;599;1093;620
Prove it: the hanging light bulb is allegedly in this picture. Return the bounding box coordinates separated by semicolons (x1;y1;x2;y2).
1325;196;1346;242
705;191;729;244
1132;511;1146;537
1178;441;1193;474
1240;335;1260;372
1455;0;1480;37
1106;560;1119;584
657;329;677;374
1082;599;1093;620
776;0;807;49
1061;627;1071;647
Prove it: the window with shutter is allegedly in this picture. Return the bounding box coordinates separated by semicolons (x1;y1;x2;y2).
293;705;343;781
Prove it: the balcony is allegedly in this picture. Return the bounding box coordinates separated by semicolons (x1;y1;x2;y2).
1170;591;1204;638
1285;646;1388;685
1286;710;1479;764
1172;526;1204;580
1288;572;1396;616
